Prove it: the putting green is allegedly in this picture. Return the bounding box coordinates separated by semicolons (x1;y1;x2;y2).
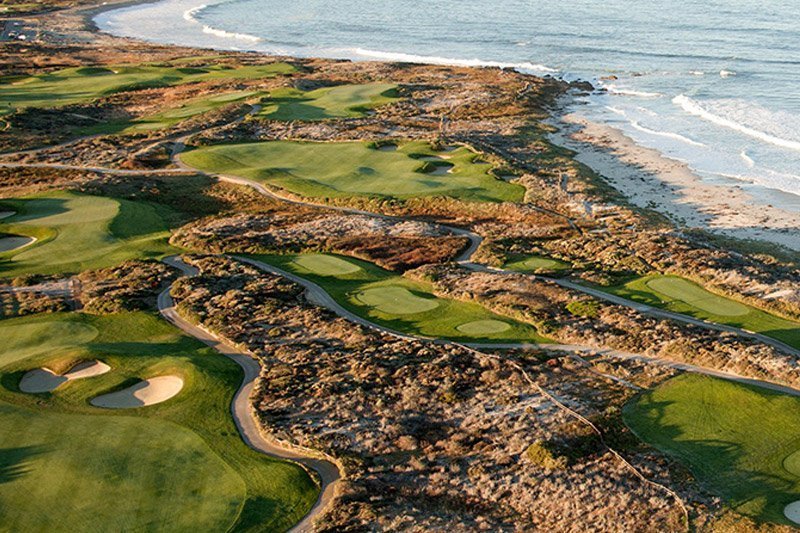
292;253;362;276
182;140;524;203
646;277;749;316
0;311;317;531
355;286;440;315
624;374;800;524
0;191;176;277
456;319;511;335
258;83;399;121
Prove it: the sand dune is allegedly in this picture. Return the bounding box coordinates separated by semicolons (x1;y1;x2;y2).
19;360;111;393
90;376;183;408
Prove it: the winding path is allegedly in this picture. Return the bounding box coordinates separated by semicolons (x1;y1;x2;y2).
158;256;341;533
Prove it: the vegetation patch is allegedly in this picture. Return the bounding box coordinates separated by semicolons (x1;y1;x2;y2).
624;374;800;525
252;253;550;343
504;254;570;274
604;275;800;349
0;311;317;532
182;140;525;203
258;83;399;121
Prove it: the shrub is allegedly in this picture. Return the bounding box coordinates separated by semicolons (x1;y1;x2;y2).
566;299;601;318
525;440;567;470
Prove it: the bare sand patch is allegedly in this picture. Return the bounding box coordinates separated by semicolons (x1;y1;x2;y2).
90;375;183;408
785;501;800;524
0;235;35;252
19;360;111;393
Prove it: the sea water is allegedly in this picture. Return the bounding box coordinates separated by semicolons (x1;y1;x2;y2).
96;0;800;206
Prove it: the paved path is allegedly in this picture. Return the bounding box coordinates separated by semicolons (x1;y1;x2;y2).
159;256;341;533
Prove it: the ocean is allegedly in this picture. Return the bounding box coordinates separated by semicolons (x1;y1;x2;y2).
96;0;800;206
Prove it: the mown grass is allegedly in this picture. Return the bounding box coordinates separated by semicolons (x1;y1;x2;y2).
0;63;295;117
257;83;399;121
181;140;525;203
504;254;571;274
602;274;800;349
0;311;317;532
624;373;800;525
251;252;550;343
0;191;178;278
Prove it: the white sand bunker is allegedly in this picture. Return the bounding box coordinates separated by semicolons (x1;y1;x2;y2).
90;376;183;408
0;235;35;252
19;360;111;393
377;143;397;151
0;211;15;220
785;501;800;524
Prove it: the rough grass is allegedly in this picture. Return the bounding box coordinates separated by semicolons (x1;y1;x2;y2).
603;274;800;349
0;311;317;532
182;140;525;203
504;254;570;274
624;373;800;525
0;191;178;277
257;83;399;121
251;252;550;343
0;63;295;116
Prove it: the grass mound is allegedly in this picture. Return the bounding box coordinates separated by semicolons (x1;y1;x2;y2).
0;63;295;116
258;83;399;121
292;253;362;276
0;191;177;277
252;253;549;343
624;374;800;525
0;311;317;531
182;140;525;203
604;274;800;350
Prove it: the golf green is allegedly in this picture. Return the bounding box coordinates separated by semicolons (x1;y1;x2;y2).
258;83;399;121
645;277;749;316
250;253;550;343
292;253;362;276
624;373;800;524
0;191;177;277
0;311;317;532
504;254;570;274
182;140;525;203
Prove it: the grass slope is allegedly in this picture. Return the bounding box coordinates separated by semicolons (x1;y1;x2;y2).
603;275;800;349
0;191;177;277
0;311;317;532
504;254;570;274
624;374;800;524
182;140;525;203
0;63;295;116
258;83;399;121
252;252;549;343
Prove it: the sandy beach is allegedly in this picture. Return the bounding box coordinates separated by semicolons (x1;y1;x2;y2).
551;114;800;252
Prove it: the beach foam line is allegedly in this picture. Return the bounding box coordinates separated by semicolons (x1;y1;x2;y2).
740;150;755;167
603;84;663;98
604;106;626;116
674;94;800;152
630;120;706;147
182;4;206;22
182;2;261;43
349;47;557;73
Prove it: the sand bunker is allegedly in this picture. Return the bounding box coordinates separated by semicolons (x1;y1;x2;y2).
0;211;15;220
90;376;183;408
0;235;35;252
19;360;111;393
785;501;800;524
377;143;397;152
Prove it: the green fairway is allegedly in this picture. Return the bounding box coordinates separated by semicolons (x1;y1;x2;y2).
504;254;570;274
0;191;177;277
0;311;317;532
181;140;525;203
603;275;800;350
291;253;362;276
257;83;399;121
251;253;550;343
624;374;800;524
0;63;295;116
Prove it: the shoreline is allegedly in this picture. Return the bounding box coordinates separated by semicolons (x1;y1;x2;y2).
550;113;800;252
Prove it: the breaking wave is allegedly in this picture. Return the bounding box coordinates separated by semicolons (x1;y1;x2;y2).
347;48;557;73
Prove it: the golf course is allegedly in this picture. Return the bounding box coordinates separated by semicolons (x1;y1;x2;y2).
0;62;295;117
257;83;400;121
603;275;800;350
0;311;317;531
0;191;178;278
624;373;800;525
251;252;550;343
504;254;570;274
181;139;526;202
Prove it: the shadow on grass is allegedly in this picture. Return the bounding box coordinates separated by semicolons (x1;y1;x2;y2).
0;445;48;484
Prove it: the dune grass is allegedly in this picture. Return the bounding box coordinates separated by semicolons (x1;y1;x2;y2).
504;254;571;274
0;191;178;278
624;373;800;525
257;83;399;121
603;274;800;349
0;311;317;532
182;139;524;203
0;63;295;117
251;252;549;343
